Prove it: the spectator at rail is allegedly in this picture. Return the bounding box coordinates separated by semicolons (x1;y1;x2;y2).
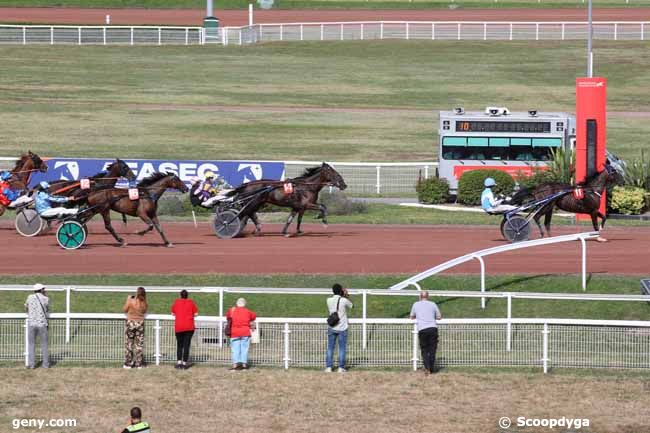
481;178;518;214
410;291;442;375
34;181;79;218
25;283;50;369
123;287;148;369
120;407;151;433
226;297;257;371
325;283;353;373
171;289;198;370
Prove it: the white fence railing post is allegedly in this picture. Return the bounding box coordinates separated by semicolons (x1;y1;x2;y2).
130;27;134;45
24;318;29;367
50;26;54;45
509;23;513;41
65;287;71;343
340;23;344;41
155;319;161;366
362;290;367;350
361;23;364;40
432;23;435;40
283;322;290;369
483;23;487;40
536;23;539;41
22;26;26;45
561;23;565;40
542;323;549;374
158;27;162;45
380;22;384;40
375;165;381;194
614;23;618;41
280;24;284;41
320;23;324;41
457;23;461;40
476;256;486;309
406;22;410;40
185;27;189;45
411;323;418;371
78;27;81;45
506;293;512;352
642;23;645;41
300;24;303;41
580;237;587;291
218;288;224;348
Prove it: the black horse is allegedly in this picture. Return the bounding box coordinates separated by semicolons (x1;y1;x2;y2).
510;163;624;241
227;163;347;237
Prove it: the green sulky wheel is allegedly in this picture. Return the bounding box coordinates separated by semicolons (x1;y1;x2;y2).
56;220;87;250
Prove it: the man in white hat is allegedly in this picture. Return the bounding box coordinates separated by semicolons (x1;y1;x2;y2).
25;283;50;368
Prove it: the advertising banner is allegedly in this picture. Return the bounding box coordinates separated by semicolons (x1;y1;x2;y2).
29;158;285;188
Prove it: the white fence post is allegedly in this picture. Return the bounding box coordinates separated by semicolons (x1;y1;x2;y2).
406;22;410;40
361;23;364;40
380;22;384;40
411;323;418;371
509;23;513;41
340;23;344;41
506;293;512;351
642;23;645;41
432;23;435;40
78;27;81;45
536;23;539;41
483;23;487;40
283;322;290;369
300;24;303;41
22;26;26;45
185;27;189;45
50;26;54;45
155;319;161;366
614;23;618;41
239;29;242;45
103;27;106;45
362;290;367;350
561;23;565;40
65;287;71;343
130;27;134;46
457;23;461;40
375;166;381;194
218;288;224;348
280;24;284;41
24;318;29;367
475;256;486;309
158;27;162;45
580;237;587;291
320;23;324;41
542;323;549;374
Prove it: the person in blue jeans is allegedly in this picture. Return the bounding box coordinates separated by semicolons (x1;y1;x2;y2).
325;283;353;373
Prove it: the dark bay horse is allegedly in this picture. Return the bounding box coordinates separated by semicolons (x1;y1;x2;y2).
86;172;188;247
510;164;624;241
227;162;347;237
48;159;135;202
0;151;48;216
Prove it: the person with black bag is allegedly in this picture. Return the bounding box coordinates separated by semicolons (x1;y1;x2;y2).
25;283;49;369
325;283;353;373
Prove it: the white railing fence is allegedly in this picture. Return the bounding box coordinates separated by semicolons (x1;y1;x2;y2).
2;314;649;373
218;21;650;45
0;25;203;45
2;285;650;356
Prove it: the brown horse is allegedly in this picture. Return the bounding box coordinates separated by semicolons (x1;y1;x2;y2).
510;163;624;241
48;159;135;202
86;172;188;247
227;163;347;237
0;151;48;216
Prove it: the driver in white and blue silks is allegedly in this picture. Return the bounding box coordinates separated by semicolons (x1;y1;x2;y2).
481;177;518;214
35;181;79;218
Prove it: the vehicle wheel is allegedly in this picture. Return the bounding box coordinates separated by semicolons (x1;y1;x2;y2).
502;215;530;243
15;209;45;237
213;210;241;239
56;220;87;250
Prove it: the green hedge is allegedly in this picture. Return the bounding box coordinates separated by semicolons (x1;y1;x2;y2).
416;176;450;204
610;186;649;215
458;170;515;205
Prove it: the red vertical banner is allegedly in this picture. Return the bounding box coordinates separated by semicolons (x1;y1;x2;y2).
575;77;607;218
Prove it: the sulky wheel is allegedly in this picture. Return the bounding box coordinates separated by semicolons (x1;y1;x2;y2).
502;215;530;243
213;210;241;239
15;208;45;237
56;220;87;250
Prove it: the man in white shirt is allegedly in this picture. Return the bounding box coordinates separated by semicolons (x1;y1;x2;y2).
25;283;50;369
325;283;353;373
410;291;442;375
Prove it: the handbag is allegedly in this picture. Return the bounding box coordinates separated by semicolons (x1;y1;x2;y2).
224;307;234;338
326;297;342;327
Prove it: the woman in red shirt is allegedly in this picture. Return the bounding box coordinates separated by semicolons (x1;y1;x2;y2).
226;298;257;370
170;290;198;370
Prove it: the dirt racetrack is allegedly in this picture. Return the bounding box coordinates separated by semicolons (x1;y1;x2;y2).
2;221;648;275
1;7;649;26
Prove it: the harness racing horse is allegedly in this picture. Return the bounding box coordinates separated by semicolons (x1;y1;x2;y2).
510;163;624;241
0;151;48;216
47;159;136;202
228;163;347;237
86;172;188;247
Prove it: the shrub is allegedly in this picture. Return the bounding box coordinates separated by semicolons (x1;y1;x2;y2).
319;190;368;215
457;170;515;205
546;146;575;184
514;168;556;191
416;176;450;204
623;150;650;190
610;186;648;215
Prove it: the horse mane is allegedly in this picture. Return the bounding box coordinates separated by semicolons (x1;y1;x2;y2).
300;166;322;178
138;172;170;187
12;154;29;170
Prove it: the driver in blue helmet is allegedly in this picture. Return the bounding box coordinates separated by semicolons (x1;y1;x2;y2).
35;181;79;218
481;177;518;214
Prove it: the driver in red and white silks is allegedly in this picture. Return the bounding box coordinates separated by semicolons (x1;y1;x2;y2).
481;178;518;214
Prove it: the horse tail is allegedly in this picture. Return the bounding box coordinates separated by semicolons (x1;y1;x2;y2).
509;187;532;206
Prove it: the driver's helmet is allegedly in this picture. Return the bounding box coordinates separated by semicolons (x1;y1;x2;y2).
484;177;496;187
39;181;50;190
204;171;215;180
